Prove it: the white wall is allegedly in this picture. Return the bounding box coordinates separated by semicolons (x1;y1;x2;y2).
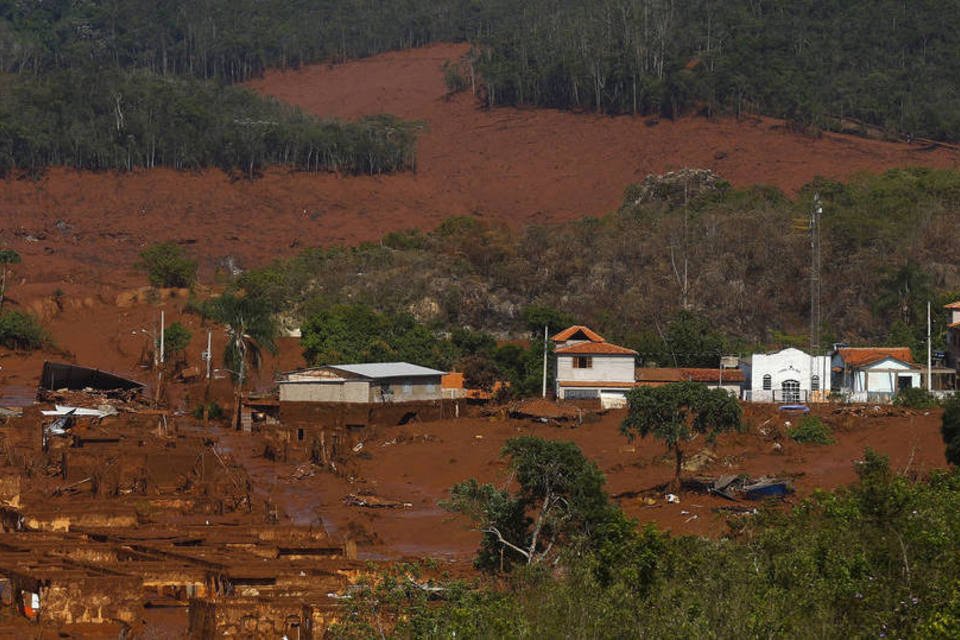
851;359;920;393
748;348;831;400
556;354;635;384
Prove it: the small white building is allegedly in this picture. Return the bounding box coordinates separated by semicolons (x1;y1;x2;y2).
743;347;831;403
278;362;445;404
832;347;920;402
553;326;637;405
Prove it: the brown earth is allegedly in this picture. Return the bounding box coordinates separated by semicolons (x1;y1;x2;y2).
216;403;949;560
0;43;958;303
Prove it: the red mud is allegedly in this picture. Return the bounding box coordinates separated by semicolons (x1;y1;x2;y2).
220;404;949;560
0;43;957;300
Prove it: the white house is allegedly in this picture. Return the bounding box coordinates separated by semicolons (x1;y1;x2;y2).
832;347;920;402
742;347;831;403
278;362;445;404
553;326;637;406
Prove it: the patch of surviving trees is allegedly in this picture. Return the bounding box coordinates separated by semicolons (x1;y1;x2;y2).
2;0;960;176
225;167;960;366
329;431;960;638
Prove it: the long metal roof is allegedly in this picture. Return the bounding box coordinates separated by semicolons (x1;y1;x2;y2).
325;362;446;379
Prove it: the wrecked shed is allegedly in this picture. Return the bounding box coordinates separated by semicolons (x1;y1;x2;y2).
40;362;144;396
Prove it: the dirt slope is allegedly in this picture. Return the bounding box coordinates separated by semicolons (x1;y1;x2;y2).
0;43;957;301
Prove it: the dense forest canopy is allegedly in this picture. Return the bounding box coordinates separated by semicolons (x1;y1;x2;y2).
4;0;960;144
0;69;419;175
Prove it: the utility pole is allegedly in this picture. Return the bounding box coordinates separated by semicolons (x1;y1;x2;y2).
202;330;213;424
928;301;933;391
542;325;548;399
810;194;822;355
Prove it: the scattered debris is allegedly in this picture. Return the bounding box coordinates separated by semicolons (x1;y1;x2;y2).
291;463;317;480
685;474;795;502
344;493;413;509
665;493;680;504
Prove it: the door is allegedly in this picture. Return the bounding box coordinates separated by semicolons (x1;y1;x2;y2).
781;379;801;403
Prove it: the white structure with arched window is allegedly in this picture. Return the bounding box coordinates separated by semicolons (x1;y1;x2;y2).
742;348;832;403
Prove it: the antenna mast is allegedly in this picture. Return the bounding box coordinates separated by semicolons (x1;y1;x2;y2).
810;194;822;354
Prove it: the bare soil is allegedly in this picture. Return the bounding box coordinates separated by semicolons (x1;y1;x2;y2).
0;43;957;301
219;403;948;561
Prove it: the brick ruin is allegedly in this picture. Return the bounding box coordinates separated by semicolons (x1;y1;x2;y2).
0;405;377;638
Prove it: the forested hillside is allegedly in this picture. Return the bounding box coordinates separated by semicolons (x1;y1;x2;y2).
4;0;959;146
231;167;960;363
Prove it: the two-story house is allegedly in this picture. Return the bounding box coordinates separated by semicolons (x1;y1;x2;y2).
553;326;637;405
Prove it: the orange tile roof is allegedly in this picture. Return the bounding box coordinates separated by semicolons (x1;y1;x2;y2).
441;372;465;389
551;325;605;343
554;341;637;355
837;347;915;367
949;321;960;329
557;380;639;388
635;367;745;383
944;301;960;310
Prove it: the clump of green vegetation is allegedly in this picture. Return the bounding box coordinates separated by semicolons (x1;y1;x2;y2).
788;415;834;445
894;387;938;409
137;243;198;289
329;449;960;639
0;311;48;350
442;60;468;94
191;402;225;421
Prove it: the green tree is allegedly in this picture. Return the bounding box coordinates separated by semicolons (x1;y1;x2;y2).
0;249;21;311
621;381;742;489
300;304;452;369
205;293;277;390
137;242;197;288
442;436;623;571
942;396;960;466
162;321;192;369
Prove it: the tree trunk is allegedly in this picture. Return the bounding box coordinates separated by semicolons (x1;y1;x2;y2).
671;445;683;491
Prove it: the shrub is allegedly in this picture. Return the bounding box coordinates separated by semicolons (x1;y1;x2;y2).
191;402;224;421
0;311;48;350
137;243;198;288
893;386;938;409
442;60;468;94
942;397;960;465
788;415;834;445
163;322;192;357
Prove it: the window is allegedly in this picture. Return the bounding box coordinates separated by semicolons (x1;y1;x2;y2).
811;374;820;391
762;374;772;391
573;356;593;369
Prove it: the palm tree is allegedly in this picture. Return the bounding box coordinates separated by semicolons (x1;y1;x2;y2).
208;293;278;391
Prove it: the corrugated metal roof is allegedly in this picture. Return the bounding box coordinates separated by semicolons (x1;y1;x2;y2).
326;362;446;379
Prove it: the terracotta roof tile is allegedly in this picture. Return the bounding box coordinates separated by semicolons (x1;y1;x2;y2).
635;367;745;383
554;342;637;355
945;301;960;310
837;347;915;367
556;380;638;388
551;325;605;343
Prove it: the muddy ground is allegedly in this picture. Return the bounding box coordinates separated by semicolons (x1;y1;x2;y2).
230;403;947;558
0;43;957;300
